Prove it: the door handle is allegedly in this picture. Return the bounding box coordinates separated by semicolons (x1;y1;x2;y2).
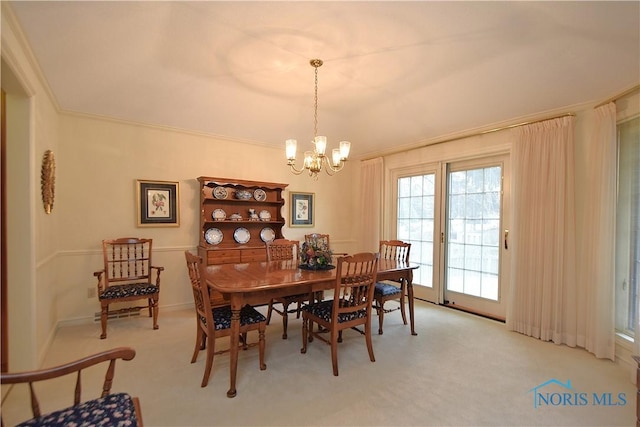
504;229;509;250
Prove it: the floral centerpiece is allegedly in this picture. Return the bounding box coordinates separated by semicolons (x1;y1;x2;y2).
300;237;334;270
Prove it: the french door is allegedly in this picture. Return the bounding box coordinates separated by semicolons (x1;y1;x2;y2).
393;154;510;320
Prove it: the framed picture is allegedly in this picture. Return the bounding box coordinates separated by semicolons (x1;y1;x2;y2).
290;192;314;227
136;180;180;227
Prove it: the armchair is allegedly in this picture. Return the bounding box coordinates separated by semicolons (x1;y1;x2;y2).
94;238;163;339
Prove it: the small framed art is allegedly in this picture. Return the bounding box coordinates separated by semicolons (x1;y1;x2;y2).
136;180;180;227
290;191;314;227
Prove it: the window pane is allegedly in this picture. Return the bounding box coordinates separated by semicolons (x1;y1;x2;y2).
616;116;640;337
398;173;435;288
446;165;502;301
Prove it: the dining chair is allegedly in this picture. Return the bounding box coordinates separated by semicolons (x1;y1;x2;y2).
265;239;312;339
94;238;163;339
300;252;379;376
374;240;411;334
1;347;143;427
304;233;347;256
184;251;266;387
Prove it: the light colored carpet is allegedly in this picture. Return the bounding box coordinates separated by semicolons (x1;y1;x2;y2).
1;300;635;426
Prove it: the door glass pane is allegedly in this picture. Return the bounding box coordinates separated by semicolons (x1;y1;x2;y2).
615;117;640;336
397;174;435;287
446;166;501;301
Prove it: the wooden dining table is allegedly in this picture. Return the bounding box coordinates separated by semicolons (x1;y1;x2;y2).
201;257;419;397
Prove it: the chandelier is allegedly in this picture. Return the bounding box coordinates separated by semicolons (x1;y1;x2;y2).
285;59;351;178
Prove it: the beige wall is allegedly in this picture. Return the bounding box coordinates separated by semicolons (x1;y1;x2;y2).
2;4;62;370
55;113;359;325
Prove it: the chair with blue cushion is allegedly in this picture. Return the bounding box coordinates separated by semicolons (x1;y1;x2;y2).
265;239;311;339
374;240;411;334
184;251;266;387
95;238;163;339
301;252;379;376
1;347;143;427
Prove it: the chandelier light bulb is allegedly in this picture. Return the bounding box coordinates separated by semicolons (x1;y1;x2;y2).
314;136;327;156
339;141;351;160
285;139;297;161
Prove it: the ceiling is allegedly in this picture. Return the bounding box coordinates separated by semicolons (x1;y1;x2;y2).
6;1;640;159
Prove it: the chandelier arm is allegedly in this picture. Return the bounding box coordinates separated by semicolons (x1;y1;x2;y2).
288;163;305;175
322;157;345;175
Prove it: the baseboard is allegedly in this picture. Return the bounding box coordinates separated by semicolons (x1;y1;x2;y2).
56;302;193;329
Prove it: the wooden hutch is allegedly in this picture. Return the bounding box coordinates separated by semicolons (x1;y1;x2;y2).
197;177;288;265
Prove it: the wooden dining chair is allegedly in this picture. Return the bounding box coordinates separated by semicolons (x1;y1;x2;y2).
304;233;347;255
265;239;311;339
94;238;163;339
374;240;411;334
301;252;379;376
184;251;266;387
1;347;143;427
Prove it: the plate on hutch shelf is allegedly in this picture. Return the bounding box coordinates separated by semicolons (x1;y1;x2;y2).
233;227;250;244
212;208;226;221
260;227;275;243
259;210;271;221
204;228;223;245
234;190;252;200
213;186;228;199
254;188;267;202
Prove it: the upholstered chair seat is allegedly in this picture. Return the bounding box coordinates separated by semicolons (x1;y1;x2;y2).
99;283;159;300
17;392;140;427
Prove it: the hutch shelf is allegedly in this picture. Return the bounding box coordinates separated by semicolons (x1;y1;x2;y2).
197;176;288;266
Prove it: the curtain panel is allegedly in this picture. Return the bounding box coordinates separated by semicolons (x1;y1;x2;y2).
359;157;384;252
506;116;579;347
581;103;616;360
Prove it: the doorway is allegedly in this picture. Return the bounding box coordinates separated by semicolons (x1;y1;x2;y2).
392;154;510;320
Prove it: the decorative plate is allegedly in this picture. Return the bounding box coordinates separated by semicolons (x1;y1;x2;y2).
204;228;223;245
233;227;250;244
213;186;228;199
260;227;276;243
212;208;226;221
259;210;271;221
254;188;267;202
235;190;252;200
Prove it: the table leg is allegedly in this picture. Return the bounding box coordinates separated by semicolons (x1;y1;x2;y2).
407;271;417;336
227;301;241;398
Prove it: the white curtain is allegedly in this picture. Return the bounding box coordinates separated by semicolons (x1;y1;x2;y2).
506;116;579;346
359;157;384;252
581;103;616;360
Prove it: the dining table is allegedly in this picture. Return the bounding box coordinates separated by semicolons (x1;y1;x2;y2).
201;257;419;397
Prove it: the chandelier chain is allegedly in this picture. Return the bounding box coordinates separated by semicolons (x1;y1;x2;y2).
313;63;319;139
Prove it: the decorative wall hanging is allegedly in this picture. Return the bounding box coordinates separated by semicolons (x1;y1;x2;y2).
40;150;55;214
290;192;314;227
136;180;180;227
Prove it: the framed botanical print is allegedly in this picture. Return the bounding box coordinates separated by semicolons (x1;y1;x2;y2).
136;180;180;227
290;192;314;227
